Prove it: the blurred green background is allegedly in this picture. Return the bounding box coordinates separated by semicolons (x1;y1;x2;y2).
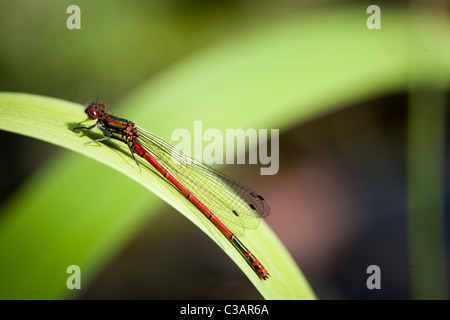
0;0;449;299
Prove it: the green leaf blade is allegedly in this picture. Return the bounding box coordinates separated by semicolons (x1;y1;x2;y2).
0;92;315;299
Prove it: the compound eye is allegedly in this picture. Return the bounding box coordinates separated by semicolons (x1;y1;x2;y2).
86;107;98;119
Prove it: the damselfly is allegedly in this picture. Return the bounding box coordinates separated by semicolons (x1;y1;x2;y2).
74;102;270;279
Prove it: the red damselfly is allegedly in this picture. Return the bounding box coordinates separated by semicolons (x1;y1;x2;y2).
74;102;270;279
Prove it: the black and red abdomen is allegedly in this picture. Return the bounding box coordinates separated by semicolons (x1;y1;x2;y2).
100;114;138;141
101;114;128;132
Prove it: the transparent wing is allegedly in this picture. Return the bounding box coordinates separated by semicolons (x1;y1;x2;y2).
136;128;270;236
